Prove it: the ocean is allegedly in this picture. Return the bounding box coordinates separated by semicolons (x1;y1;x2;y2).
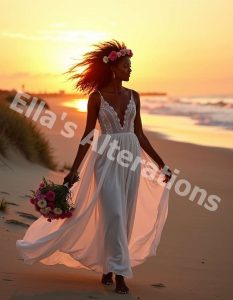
46;93;233;150
139;94;233;150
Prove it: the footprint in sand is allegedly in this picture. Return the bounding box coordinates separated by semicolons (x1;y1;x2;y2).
5;219;29;227
16;211;38;220
0;191;10;195
151;283;166;288
2;272;15;282
6;201;19;206
19;194;32;199
2;279;13;281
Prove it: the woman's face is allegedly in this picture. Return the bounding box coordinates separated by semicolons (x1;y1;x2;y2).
113;56;132;81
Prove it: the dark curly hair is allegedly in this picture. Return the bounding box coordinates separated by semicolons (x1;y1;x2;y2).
64;39;130;95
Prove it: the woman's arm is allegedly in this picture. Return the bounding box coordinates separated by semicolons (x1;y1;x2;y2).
63;92;100;185
133;90;165;169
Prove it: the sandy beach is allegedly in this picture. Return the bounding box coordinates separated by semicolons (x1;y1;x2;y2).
0;106;233;300
1;0;233;297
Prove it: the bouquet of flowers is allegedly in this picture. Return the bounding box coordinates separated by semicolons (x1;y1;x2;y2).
29;174;80;222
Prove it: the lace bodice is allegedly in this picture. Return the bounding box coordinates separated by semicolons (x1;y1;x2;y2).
96;89;136;134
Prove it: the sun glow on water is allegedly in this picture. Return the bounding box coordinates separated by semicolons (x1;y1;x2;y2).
61;99;88;112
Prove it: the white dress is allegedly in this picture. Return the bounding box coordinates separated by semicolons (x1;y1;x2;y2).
16;89;170;279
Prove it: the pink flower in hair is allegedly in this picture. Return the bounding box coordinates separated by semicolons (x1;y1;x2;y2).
108;51;118;61
103;48;133;64
120;48;127;56
126;49;133;57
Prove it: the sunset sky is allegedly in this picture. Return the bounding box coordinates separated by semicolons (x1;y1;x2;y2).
0;0;232;97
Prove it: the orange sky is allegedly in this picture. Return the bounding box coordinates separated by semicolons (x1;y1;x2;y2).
0;0;232;97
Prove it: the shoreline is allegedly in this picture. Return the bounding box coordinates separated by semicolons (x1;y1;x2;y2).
141;113;233;151
143;128;233;154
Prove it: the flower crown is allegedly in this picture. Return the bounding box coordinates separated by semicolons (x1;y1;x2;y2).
103;48;133;63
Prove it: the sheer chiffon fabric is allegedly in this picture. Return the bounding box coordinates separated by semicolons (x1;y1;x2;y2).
16;89;170;278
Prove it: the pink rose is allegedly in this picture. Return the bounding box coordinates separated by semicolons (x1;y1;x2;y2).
126;49;133;57
108;51;118;61
45;190;56;201
39;182;45;188
120;49;127;56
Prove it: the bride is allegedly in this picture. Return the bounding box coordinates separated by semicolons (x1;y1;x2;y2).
16;39;172;296
63;39;172;294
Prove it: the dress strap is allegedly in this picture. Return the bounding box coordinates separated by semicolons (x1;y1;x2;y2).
95;89;104;105
96;89;101;96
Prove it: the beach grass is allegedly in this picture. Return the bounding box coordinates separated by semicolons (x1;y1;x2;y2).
0;197;8;212
0;101;57;170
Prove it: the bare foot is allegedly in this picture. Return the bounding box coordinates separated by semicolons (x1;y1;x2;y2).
101;272;113;285
115;275;129;294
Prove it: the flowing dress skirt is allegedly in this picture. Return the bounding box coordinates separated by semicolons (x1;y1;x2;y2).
16;131;169;279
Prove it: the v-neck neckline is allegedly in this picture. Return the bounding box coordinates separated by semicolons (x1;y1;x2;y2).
99;89;133;129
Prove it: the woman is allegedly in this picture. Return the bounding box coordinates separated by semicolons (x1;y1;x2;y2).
63;39;172;293
16;39;172;295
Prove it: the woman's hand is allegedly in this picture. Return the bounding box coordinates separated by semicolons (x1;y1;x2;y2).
163;168;172;183
63;171;80;188
158;162;172;183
